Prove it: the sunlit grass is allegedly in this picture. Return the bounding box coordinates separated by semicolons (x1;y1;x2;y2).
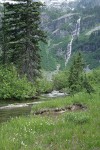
0;91;100;150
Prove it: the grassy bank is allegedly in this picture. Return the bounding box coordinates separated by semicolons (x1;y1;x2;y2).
0;90;100;150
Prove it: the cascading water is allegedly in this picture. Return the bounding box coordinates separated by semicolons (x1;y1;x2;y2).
65;36;74;66
76;17;81;36
65;17;81;66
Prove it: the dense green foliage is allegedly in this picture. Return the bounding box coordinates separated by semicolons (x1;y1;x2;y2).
53;71;68;90
68;52;84;95
0;65;36;99
0;55;99;100
35;78;53;94
0;0;46;81
68;52;94;95
86;68;100;86
0;1;48;100
52;53;96;95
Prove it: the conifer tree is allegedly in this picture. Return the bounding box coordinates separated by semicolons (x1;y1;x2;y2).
68;52;84;95
0;3;7;64
68;52;94;95
0;0;46;81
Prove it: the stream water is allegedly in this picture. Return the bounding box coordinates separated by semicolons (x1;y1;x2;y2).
0;105;31;123
0;91;66;123
0;101;42;123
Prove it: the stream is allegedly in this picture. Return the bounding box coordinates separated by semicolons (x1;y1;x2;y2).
65;17;81;66
0;91;67;123
0;101;43;123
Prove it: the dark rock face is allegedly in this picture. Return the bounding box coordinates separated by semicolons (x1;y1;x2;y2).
41;13;77;36
78;0;100;8
81;17;99;32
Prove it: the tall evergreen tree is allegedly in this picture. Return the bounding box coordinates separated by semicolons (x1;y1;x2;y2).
0;0;46;81
0;3;7;64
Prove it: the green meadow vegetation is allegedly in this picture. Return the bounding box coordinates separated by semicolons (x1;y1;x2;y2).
0;90;100;150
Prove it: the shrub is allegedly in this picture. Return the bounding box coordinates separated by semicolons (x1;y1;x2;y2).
35;78;53;94
87;69;100;85
0;65;36;99
53;71;68;90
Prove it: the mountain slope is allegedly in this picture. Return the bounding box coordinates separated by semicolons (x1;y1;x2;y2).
40;0;100;70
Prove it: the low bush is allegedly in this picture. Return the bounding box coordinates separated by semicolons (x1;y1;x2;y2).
0;65;36;100
53;71;68;90
87;69;100;85
35;78;53;94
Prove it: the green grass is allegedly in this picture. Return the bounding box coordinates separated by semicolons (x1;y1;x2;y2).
0;91;100;150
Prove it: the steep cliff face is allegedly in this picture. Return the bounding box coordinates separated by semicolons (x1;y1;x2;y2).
40;0;100;70
72;5;100;68
77;0;100;8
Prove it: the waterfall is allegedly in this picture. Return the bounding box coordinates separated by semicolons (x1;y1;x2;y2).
76;17;81;36
65;36;74;66
65;17;81;67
